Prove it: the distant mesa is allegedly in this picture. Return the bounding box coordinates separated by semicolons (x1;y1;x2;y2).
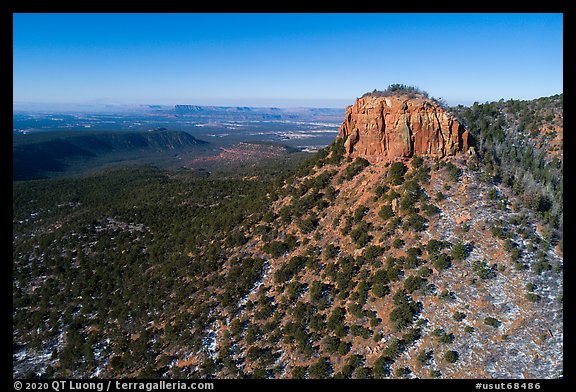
175;105;204;113
173;104;344;122
338;88;472;161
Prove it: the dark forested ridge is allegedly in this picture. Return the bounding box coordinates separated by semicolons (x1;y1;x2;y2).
452;94;563;246
13;130;209;181
13;94;563;379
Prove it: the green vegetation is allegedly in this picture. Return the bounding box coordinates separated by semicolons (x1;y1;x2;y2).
452;311;466;322
473;260;496;280
464;325;475;334
444;350;459;364
432;253;452;271
372;283;390;298
362;84;431;100
13;93;564;379
417;350;432;366
404;275;425;294
308;357;332;379
343;157;370;181
378;204;395;221
525;292;541;302
350;221;373;248
13;166;286;378
274;256;308;284
389;162;408;185
324;243;340;260
456;95;563;243
392;238;405;249
433;328;454;344
484;317;501;328
390;290;420;331
451;240;469;261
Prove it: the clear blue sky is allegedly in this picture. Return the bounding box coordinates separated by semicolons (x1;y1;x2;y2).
13;13;563;108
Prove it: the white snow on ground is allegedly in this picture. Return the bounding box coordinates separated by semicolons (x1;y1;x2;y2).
417;166;563;378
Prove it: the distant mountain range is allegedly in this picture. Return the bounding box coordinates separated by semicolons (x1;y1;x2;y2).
173;105;343;122
13;102;345;121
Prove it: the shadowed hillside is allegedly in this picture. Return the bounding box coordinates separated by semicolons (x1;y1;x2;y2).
13;129;209;180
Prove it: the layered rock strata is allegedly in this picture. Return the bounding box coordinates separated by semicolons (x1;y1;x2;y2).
338;94;470;161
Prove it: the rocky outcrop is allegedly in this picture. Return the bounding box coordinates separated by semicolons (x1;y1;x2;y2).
338;94;470;161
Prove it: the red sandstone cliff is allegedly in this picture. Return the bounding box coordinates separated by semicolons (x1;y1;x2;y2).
338;93;471;161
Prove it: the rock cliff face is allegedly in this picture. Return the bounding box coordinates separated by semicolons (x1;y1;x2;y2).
338;94;470;161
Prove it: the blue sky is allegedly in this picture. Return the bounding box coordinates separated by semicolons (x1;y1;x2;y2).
13;13;563;108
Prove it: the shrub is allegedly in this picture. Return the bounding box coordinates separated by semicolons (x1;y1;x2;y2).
263;241;289;258
402;327;421;345
404;213;427;232
347;354;363;369
390;291;419;330
353;366;372;379
418;267;433;278
350;221;373;248
451;240;468;261
372;283;390;298
382;338;404;359
308;357;331;379
371;268;390;285
404;275;424;293
525;292;541;302
422;203;441;217
464;325;475;334
510;248;522;261
387;265;403;282
338;341;350;355
445;162;461;182
274;255;307;283
323;336;340;353
426;239;448;255
438;289;455;300
354;205;369;223
343;157;370;180
326;138;346;164
533;259;551;275
389;162;408;185
444;350;459;364
373;355;392;378
297;215;319;234
378;204;395;221
435;329;454;344
452;311;466;322
412;155;424;169
433;253;452;271
374;184;390;199
417;350;432;366
473;260;496;280
484;317;501;328
392;238;404;249
291;366;307;379
351;324;371;339
364;245;384;261
324;244;340;260
395;367;410;378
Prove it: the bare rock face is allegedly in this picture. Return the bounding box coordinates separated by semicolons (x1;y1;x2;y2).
338;94;470;161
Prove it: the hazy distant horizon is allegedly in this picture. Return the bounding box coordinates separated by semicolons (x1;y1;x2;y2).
14;90;564;113
12;97;353;112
